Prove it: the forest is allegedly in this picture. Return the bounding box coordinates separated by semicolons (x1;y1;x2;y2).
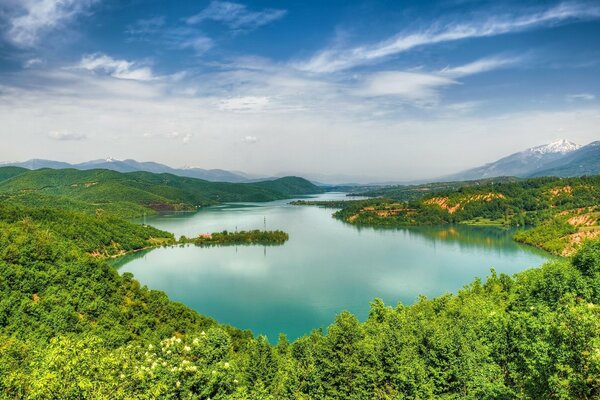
0;173;597;398
0;167;323;218
303;175;600;256
0;205;598;398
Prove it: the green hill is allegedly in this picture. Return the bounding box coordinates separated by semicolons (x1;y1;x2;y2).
0;202;174;258
0;168;323;217
302;175;600;256
353;176;520;201
0;166;28;182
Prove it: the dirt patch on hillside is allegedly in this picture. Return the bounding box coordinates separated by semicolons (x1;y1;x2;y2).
424;197;461;213
549;186;573;197
375;209;404;217
562;229;600;256
424;193;505;214
567;214;598;227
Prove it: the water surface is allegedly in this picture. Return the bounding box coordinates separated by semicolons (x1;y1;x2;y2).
115;193;549;340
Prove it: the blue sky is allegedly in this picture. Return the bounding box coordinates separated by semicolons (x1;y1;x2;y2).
0;0;599;182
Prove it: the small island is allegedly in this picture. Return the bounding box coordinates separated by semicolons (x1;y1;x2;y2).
180;229;289;246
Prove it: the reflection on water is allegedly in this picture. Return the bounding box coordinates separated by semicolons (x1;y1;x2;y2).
115;193;550;341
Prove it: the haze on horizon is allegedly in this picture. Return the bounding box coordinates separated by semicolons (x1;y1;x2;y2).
0;0;599;182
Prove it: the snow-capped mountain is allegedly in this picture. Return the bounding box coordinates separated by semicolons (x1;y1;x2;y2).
528;139;581;155
437;139;597;181
530;141;600;177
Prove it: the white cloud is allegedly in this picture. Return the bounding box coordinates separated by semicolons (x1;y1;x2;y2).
125;16;166;36
355;71;456;104
48;130;86;141
179;36;214;54
439;56;520;78
1;67;599;181
166;132;192;143
76;53;156;81
5;0;98;47
241;135;258;144
24;58;44;68
186;1;286;30
351;56;515;104
219;96;270;111
566;93;595;101
296;2;600;73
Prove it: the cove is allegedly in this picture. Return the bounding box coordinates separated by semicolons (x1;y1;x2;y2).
114;193;550;341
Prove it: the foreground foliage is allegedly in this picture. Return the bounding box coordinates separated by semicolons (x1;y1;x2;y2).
0;203;175;258
0;199;599;398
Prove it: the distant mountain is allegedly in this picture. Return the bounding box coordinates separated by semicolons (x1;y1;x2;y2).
529;141;600;177
2;158;253;183
2;159;74;170
438;139;598;181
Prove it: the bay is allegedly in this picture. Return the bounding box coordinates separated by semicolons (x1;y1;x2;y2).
115;193;549;341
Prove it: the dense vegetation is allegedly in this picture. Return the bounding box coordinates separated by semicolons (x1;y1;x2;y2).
0;167;323;218
181;230;289;246
352;176;520;202
0;166;28;182
0;203;174;258
0;206;598;398
302;175;600;256
0;169;598;398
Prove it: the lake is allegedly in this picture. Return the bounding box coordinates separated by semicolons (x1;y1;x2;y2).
114;193;550;341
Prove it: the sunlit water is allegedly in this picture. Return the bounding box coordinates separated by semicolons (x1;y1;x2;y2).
114;193;550;341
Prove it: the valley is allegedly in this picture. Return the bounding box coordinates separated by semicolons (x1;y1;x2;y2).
2;0;599;397
0;164;598;398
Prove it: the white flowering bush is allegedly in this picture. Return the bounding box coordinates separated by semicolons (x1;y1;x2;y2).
113;328;243;399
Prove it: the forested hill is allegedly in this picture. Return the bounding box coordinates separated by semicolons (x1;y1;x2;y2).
0;166;28;182
0;167;322;217
317;175;600;256
352;176;520;202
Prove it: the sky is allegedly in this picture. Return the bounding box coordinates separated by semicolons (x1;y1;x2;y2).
0;0;599;182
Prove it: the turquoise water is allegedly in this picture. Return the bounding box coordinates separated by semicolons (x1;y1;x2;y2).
115;193;549;341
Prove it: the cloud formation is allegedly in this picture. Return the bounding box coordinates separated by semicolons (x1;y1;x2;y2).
166;132;192;144
440;56;521;78
48;130;87;141
242;136;258;144
186;1;287;30
4;0;98;47
125;16;166;36
179;36;214;54
356;71;457;104
296;2;600;73
566;93;596;101
76;53;156;81
1;66;598;181
219;96;270;111
352;56;519;104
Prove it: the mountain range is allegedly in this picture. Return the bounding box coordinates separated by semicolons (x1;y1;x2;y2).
437;139;599;182
1;158;254;183
2;138;599;185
